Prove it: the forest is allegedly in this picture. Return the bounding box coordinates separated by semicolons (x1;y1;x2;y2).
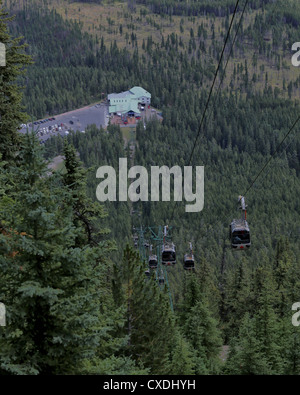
0;0;300;376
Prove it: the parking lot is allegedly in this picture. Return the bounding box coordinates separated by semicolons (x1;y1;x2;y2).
19;102;109;142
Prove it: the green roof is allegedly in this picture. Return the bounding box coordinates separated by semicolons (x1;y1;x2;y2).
129;86;151;98
109;99;140;115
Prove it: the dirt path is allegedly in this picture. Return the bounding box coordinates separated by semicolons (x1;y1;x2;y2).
47;155;65;170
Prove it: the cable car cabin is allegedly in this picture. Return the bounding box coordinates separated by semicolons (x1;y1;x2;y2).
183;254;195;270
133;234;138;249
161;243;176;265
158;276;165;285
230;219;251;250
148;255;158;269
145;269;151;278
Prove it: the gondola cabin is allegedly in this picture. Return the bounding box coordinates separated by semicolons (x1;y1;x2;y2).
158;275;165;285
148;254;158;269
183;253;195;270
145;269;151;278
161;243;176;265
133;234;138;249
230;219;251;249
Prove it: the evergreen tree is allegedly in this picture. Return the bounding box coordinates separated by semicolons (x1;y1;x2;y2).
273;237;294;317
180;273;222;374
222;259;252;340
225;313;270;375
0;1;32;161
197;255;220;317
184;298;222;374
62;141;111;247
119;245;181;374
254;279;283;374
169;331;195;375
276;316;300;375
0;132;118;374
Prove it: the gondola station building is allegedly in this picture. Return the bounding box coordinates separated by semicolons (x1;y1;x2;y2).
108;86;151;118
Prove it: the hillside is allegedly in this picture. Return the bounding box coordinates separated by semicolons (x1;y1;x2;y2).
1;0;300;377
5;0;300;110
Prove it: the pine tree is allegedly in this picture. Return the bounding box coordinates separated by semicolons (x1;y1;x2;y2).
179;272;201;325
119;245;180;374
197;255;220;317
254;281;283;374
273;237;295;317
180;273;222;374
169;331;195;375
225;313;270;375
0;1;32;161
220;258;252;341
276;316;300;375
62;141;111;247
184;298;222;374
0;132;118;374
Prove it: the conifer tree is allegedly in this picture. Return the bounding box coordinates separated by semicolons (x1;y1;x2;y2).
276;316;300;375
273;237;295;317
169;331;195;375
0;132;118;374
254;280;283;374
0;1;32;161
179;272;201;325
62;141;111;247
184;298;222;374
222;259;252;340
225;313;270;375
119;245;180;374
180;272;222;374
197;255;220;317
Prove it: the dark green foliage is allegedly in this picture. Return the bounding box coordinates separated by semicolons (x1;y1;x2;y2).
44;124;132;261
179;274;222;374
0;1;32;161
115;245;188;374
169;332;195;375
0;132;138;375
136;0;275;17
1;0;300;375
7;6;147;119
63;141;111;247
225;313;271;375
0;133;102;373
